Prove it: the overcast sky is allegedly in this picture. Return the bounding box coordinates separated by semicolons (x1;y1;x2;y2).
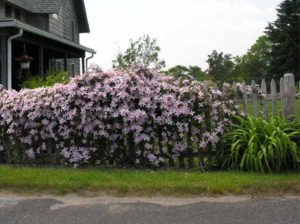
80;0;282;70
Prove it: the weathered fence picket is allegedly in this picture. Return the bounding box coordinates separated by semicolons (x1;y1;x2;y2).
242;82;248;115
232;82;238;104
261;79;268;119
280;78;286;116
284;73;296;118
271;79;277;117
251;80;258;115
237;73;297;119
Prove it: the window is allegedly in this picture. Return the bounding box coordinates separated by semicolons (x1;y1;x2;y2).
5;4;22;20
56;60;63;72
71;21;75;42
71;63;75;76
5;4;13;17
14;8;21;20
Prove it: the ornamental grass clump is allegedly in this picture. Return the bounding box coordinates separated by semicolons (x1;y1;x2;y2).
0;66;238;167
219;116;300;173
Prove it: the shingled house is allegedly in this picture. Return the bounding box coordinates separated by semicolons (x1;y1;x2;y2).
0;0;95;89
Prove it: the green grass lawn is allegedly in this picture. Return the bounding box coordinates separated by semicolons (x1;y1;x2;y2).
0;166;299;197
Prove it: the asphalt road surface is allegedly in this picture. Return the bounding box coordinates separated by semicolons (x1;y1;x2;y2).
0;195;299;224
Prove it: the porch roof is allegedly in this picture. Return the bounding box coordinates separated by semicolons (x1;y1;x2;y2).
0;18;96;54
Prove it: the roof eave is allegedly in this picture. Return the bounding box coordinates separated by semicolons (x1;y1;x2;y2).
0;18;96;54
79;0;90;33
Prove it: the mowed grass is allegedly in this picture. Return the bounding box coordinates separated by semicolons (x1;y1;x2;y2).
0;166;299;197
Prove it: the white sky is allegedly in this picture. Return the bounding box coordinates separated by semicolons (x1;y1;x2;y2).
80;0;282;70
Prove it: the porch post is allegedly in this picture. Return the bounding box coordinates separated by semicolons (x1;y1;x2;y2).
81;57;85;74
64;53;68;72
38;46;44;76
0;37;7;88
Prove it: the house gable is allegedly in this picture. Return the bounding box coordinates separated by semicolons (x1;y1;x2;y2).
49;0;80;43
4;0;90;34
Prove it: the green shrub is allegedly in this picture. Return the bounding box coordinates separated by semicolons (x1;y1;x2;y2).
219;116;300;173
21;72;71;89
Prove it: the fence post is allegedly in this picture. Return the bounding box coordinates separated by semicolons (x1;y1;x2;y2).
242;81;248;115
261;79;268;119
187;123;194;169
232;82;238;104
280;78;286;116
222;83;228;94
271;79;277;117
284;73;296;118
251;80;258;115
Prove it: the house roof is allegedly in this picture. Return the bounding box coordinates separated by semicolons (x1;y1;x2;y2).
0;18;96;54
7;0;90;33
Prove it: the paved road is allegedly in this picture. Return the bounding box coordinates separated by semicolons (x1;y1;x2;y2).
0;195;299;224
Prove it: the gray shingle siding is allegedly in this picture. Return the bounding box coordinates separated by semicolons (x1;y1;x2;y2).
49;0;80;43
49;9;64;37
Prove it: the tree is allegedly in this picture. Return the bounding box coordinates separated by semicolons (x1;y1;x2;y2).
166;65;207;81
188;65;208;81
112;34;166;70
234;35;272;82
206;50;235;82
265;0;300;80
166;65;190;79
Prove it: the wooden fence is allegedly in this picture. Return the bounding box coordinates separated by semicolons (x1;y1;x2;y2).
232;73;299;119
2;74;299;170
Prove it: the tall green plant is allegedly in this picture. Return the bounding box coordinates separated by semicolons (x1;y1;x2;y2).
219;116;300;173
21;72;70;89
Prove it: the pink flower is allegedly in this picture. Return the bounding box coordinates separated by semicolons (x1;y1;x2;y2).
25;149;35;159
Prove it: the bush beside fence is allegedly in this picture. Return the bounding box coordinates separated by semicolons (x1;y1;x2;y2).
0;67;239;168
0;68;298;170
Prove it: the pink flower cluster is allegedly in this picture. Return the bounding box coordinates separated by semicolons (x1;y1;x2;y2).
0;66;238;167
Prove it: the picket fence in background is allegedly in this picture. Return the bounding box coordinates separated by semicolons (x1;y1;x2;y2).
232;73;299;119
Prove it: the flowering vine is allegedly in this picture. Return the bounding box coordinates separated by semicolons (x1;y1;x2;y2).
0;66;241;167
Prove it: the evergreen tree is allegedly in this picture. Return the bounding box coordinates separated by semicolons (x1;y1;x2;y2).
266;0;300;80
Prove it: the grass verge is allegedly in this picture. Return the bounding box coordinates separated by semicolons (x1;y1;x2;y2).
0;165;299;197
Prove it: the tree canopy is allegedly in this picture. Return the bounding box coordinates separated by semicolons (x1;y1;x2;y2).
112;34;166;70
266;0;300;80
206;50;235;83
234;35;272;82
166;65;207;81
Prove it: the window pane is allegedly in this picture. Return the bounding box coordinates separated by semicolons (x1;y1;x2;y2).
15;8;21;20
5;4;13;17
